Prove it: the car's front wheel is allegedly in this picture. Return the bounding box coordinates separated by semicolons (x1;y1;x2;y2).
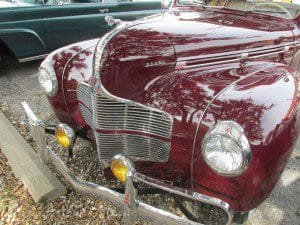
0;42;17;71
0;53;17;71
0;54;3;70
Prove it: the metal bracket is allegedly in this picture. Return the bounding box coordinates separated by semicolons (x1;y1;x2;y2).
123;170;139;224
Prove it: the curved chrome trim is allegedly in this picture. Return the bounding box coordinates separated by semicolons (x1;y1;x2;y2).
133;172;233;224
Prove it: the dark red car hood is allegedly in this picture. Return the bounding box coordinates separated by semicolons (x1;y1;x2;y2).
100;9;295;116
132;9;294;60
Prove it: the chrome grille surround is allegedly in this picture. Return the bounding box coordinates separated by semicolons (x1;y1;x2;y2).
77;81;172;162
78;21;173;163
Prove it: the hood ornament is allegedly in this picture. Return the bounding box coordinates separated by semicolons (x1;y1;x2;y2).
105;16;122;27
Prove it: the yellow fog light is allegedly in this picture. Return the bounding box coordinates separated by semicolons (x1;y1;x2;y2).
55;124;75;148
110;155;133;183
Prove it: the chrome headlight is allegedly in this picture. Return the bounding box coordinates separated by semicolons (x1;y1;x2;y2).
38;57;58;97
202;121;251;176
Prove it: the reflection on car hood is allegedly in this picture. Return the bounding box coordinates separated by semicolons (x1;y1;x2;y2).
132;10;294;61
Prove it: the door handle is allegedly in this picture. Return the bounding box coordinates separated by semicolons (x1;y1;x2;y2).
99;8;109;13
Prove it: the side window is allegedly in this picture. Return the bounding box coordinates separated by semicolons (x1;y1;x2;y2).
68;0;101;3
46;0;102;4
102;0;128;3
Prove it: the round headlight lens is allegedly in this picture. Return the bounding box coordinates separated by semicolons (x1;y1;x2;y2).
202;121;251;176
38;64;58;97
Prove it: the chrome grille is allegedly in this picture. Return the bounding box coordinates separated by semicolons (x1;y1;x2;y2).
77;83;93;126
94;96;171;138
77;82;173;163
77;83;93;109
79;104;93;127
96;133;170;162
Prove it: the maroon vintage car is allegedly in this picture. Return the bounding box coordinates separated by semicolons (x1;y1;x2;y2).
22;0;300;224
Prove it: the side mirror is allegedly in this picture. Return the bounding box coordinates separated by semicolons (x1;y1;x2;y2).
161;0;171;8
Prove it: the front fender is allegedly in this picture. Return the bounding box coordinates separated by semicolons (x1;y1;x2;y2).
0;29;45;59
46;38;98;128
192;62;300;211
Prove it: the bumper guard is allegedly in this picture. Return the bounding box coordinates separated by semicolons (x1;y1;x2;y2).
21;102;233;225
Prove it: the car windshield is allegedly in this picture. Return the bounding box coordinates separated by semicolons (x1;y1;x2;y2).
177;0;300;19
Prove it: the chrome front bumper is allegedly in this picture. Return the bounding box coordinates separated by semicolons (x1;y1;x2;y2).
21;102;233;225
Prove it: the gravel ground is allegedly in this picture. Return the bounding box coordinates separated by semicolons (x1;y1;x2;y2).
0;62;299;225
0;61;51;120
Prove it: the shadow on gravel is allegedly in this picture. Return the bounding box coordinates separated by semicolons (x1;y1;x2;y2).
0;60;41;77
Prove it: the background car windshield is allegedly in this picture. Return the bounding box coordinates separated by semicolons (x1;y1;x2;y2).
8;0;43;4
177;0;300;19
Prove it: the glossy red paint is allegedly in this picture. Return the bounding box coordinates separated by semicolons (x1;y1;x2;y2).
46;4;300;212
46;39;98;130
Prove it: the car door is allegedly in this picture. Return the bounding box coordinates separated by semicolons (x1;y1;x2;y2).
42;0;162;53
42;0;112;52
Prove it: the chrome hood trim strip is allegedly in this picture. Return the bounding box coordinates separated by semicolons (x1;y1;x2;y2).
176;41;300;70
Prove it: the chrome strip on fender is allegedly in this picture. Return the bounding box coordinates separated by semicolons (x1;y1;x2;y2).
176;41;300;70
18;54;48;63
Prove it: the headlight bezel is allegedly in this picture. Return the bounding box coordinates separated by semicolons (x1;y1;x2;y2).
38;58;58;97
201;120;251;177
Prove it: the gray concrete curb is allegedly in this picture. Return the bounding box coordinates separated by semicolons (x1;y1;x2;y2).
0;112;66;203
